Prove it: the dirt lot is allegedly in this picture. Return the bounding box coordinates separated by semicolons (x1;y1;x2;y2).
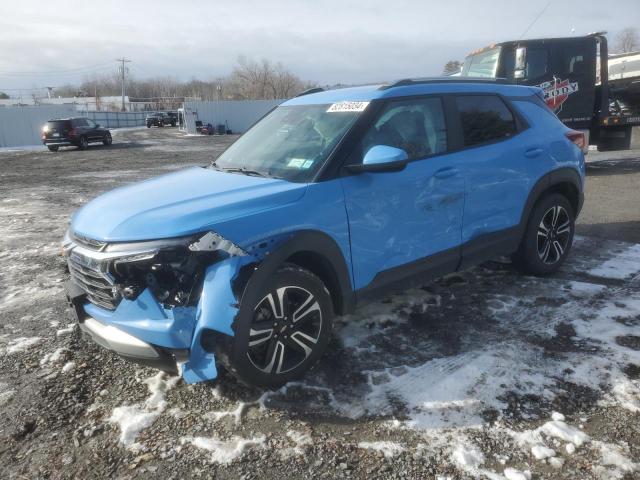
1;128;639;480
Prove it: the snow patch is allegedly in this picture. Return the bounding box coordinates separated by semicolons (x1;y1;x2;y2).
358;441;405;458
56;324;76;337
40;347;68;366
531;444;555;460
108;373;179;447
61;361;75;373
180;435;266;464
503;468;531;480
588;243;640;279
3;336;41;354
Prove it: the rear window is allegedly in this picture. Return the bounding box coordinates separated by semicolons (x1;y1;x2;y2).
455;95;518;147
47;120;70;129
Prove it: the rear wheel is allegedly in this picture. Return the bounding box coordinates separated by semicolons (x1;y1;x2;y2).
78;136;88;150
47;145;59;152
103;132;112;146
218;265;333;388
512;193;575;275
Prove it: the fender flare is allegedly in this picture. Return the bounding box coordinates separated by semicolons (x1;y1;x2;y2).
518;167;583;232
235;230;355;325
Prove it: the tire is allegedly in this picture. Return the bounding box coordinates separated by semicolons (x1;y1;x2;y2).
78;136;88;150
103;132;112;146
218;265;334;388
147;124;151;128
47;145;59;152
512;193;575;275
171;122;176;127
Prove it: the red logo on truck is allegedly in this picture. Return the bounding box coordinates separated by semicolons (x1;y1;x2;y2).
538;78;579;113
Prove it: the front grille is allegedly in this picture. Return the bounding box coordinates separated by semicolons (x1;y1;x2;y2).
68;252;121;310
71;232;107;251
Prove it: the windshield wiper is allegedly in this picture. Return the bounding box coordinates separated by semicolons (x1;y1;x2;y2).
210;161;280;179
220;167;269;177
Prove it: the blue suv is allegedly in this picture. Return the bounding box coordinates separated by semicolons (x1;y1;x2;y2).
63;78;585;387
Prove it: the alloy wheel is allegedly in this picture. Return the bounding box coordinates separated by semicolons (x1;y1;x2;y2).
247;286;323;375
537;205;571;265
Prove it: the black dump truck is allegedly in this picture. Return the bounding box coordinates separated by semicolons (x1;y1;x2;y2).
460;32;640;151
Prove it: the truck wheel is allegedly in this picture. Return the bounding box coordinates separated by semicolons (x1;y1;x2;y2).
218;265;333;388
103;132;112;146
78;136;88;150
512;193;575;275
47;145;59;152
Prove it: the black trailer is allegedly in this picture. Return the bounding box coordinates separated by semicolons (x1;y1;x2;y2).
461;33;640;151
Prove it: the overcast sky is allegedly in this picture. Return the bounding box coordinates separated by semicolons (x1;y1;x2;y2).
1;0;638;95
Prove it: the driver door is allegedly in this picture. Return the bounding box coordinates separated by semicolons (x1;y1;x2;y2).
340;97;465;293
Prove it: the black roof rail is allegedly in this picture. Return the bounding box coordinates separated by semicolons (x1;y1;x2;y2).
379;77;511;90
296;87;325;97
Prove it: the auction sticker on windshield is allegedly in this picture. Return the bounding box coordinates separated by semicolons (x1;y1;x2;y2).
327;101;369;113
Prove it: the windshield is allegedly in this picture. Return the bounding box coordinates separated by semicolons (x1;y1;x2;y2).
212;104;363;182
461;47;501;78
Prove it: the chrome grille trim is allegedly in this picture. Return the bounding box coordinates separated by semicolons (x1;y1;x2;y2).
71;232;108;251
68;251;121;311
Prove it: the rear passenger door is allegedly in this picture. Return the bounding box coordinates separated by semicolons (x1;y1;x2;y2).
449;94;534;267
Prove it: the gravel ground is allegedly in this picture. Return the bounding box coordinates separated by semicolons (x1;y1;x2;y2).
0;128;639;480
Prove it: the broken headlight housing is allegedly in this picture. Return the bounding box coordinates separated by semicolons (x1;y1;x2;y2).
105;232;246;308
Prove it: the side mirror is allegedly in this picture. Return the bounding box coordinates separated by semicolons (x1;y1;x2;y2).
514;46;526;79
346;145;409;174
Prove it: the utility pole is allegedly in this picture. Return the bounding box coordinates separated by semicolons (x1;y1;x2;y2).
116;58;131;111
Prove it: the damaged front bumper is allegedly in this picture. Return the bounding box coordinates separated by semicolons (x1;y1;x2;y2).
64;231;257;384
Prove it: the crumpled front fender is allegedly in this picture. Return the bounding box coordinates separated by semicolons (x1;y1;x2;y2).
181;256;254;383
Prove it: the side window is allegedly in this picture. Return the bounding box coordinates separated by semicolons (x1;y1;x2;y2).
456;95;517;147
525;48;548;80
361;97;447;161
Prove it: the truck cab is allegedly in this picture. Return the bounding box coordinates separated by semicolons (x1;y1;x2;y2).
461;33;640;150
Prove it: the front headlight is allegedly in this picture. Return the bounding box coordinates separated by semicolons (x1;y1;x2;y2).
43;125;50;133
105;232;246;307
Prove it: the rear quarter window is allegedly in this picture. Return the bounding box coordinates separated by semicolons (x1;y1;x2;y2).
455;95;518;147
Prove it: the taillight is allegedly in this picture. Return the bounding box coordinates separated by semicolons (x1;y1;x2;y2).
565;130;587;153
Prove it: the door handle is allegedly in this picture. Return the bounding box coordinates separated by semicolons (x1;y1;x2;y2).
434;167;459;179
525;147;544;158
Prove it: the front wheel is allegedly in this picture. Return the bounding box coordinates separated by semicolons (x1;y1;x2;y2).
218;265;334;388
47;145;59;152
512;193;575;275
103;132;112;146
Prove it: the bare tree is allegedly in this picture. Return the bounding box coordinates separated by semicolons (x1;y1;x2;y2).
614;27;639;53
32;57;309;107
443;60;463;75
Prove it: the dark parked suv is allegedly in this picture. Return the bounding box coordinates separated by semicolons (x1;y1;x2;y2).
42;118;112;152
146;112;177;128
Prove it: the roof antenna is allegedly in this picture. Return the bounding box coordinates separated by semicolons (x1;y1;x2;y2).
518;1;551;40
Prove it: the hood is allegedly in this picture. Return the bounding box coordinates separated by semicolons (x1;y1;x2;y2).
71;167;307;241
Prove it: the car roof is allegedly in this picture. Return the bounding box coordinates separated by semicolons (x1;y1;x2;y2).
47;117;85;121
283;77;538;106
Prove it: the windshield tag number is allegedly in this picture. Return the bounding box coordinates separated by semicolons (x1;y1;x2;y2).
327;101;370;113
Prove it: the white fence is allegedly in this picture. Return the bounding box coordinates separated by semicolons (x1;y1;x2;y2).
0;105;76;148
85;111;149;128
183;99;285;134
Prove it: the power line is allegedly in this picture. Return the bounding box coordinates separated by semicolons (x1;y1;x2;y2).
518;1;552;40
